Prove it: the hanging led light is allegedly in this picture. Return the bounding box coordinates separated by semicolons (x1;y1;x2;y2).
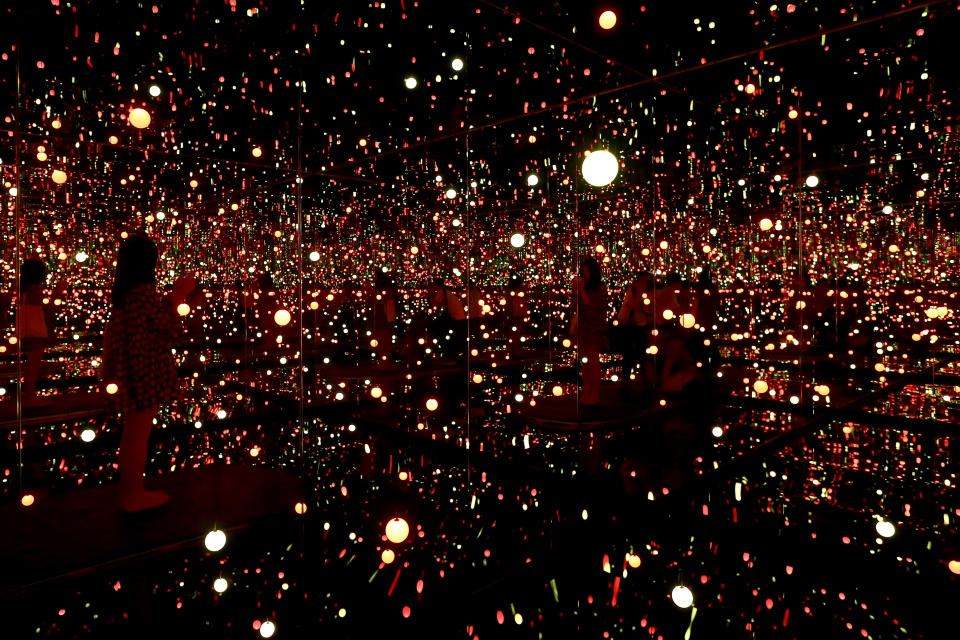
581;150;619;187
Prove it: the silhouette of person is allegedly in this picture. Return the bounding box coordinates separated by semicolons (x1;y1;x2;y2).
102;236;190;512
17;259;56;408
570;257;608;406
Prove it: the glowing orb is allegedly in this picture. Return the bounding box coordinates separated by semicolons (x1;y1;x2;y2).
599;10;617;29
128;107;151;129
626;553;642;568
526;173;539;187
662;309;674;321
753;380;769;394
148;84;161;97
404;76;418;89
252;147;262;158
805;175;820;188
204;529;227;552
745;83;756;94
451;58;464;71
106;383;118;395
949;560;960;575
177;303;191;316
371;386;383;399
562;338;571;348
472;374;483;383
882;204;893;214
759;218;773;231
213;578;228;593
80;429;96;443
671;585;694;608
51;169;67;184
679;313;696;329
425;398;438;411
712;426;724;437
259;620;276;638
309;251;320;262
581;149;619;187
876;520;896;538
75;252;88;263
888;244;899;253
294;502;308;514
510;233;525;248
552;385;563;396
21;494;35;507
274;309;291;326
385;517;409;543
445;188;457;199
788;108;799;119
382;549;396;563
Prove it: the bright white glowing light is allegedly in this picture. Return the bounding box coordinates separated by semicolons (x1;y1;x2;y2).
671;585;694;608
404;76;418;89
80;429;96;443
510;233;525;248
526;173;539;187
259;620;276;638
213;578;228;593
309;251;320;262
204;529;227;552
805;175;820;188
876;519;896;538
177;303;191;316
451;58;464;71
75;252;88;263
445;188;457;199
581;149;619;187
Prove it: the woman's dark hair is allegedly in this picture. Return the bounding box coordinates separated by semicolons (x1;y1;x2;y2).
581;257;603;291
20;259;47;290
112;236;158;309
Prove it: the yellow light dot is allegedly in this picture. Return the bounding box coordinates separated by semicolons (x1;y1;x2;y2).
128;107;151;129
51;169;67;184
213;578;228;593
552;385;563;396
598;10;617;29
385;517;409;543
759;218;773;231
274;309;291;326
106;382;119;395
753;380;769;394
21;494;35;507
426;398;438;411
177;303;191;316
371;386;383;399
204;529;226;552
381;549;396;564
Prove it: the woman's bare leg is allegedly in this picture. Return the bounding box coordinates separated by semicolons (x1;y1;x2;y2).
118;406;169;511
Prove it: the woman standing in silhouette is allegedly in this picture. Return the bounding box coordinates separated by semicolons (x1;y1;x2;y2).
103;236;188;512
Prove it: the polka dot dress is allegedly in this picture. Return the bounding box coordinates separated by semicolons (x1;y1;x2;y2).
102;284;180;413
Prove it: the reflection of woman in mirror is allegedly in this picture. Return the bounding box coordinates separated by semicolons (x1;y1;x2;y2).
570;257;608;406
17;259;56;408
102;235;190;512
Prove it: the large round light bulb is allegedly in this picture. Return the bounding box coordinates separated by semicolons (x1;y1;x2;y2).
204;529;227;552
581;150;619;187
385;517;410;543
128;107;151;129
510;233;525;248
598;10;617;29
671;585;693;608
